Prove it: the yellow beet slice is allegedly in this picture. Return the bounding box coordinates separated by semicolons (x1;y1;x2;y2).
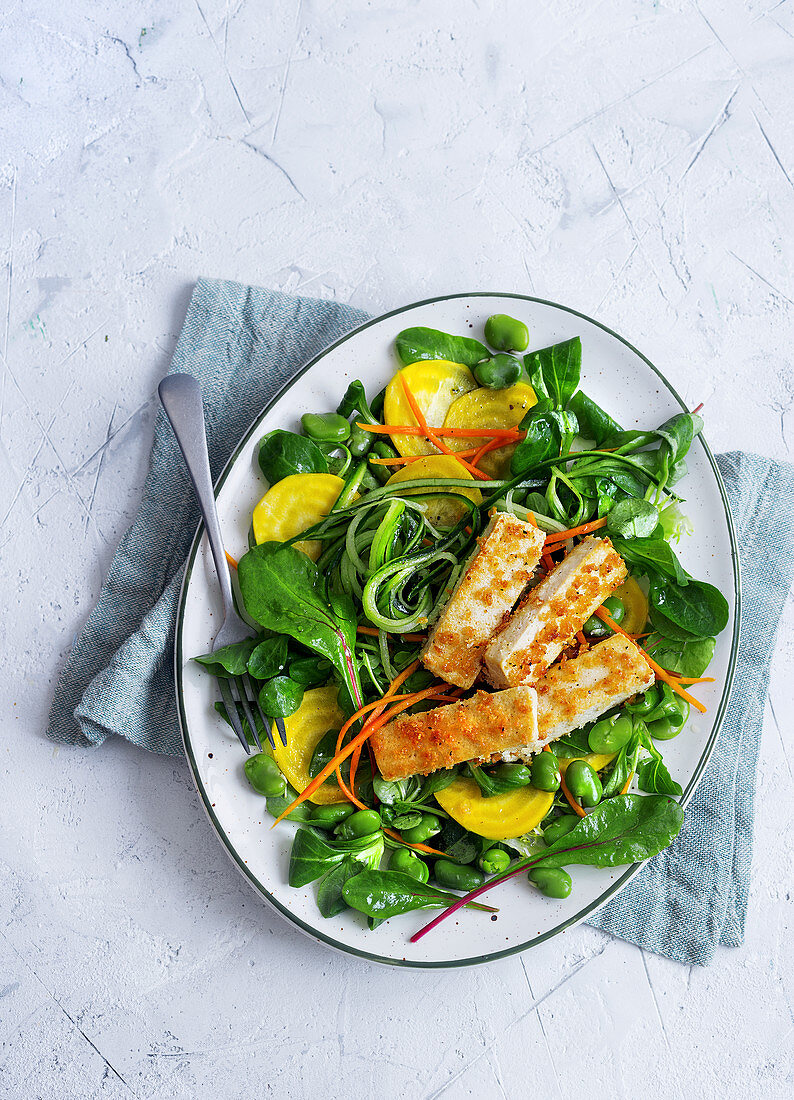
557;752;616;775
435;777;554;840
383;361;477;457
443;382;536;478
270;686;346;805
611;577;649;634
386;455;482;527
252;473;345;561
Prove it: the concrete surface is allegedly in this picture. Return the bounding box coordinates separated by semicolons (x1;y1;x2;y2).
1;1;792;1097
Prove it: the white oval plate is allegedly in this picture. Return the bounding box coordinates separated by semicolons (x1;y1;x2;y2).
175;293;740;968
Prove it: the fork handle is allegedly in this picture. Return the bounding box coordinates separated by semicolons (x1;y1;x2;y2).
159;374;235;615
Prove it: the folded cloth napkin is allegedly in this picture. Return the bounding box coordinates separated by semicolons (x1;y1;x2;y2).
48;278;794;965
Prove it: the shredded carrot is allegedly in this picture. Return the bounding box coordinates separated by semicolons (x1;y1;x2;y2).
356;422;522;440
384;829;446;857
526;510;537;527
559;771;587;817
225;551;238;570
576;630;588;647
544;517;608;544
676;675;716;685
593;608;708;714
541;551;555;572
399;376;491;481
620;770;635;796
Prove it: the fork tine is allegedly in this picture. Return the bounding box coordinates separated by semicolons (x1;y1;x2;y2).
218;677;251;754
246;675;277;750
274;715;288;747
234;675;263;752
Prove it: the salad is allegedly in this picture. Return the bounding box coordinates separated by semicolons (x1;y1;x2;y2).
195;312;729;939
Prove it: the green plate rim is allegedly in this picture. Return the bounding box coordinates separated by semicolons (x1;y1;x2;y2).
174;290;742;969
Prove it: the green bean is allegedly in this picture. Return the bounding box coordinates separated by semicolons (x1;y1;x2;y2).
529;867;572;898
484;314;529;352
434;859;485;892
531;752;561;792
302;412;351;443
543;814;580;845
588;713;634;754
479;848;511;875
474;353;522;389
389;847;430;883
308;803;356;829
334;809;382;840
583;596;625;637
244;753;286;797
565;759;603;806
400;813;441;845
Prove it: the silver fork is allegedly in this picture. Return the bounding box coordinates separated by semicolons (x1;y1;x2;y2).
159;373;287;754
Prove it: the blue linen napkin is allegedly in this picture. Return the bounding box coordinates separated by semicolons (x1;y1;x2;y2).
48;278;794;965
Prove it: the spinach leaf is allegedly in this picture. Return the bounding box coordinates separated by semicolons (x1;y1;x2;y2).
656;413;703;465
645;635;716;678
343;870;486;918
420;769;459;799
237;543;363;713
610;537;689;585
266;782;314;823
551;727;593;759
194;637;258;678
607;499;659;540
648;576;729;638
569;391;622;446
395;327;489;368
524;336;581;409
289;655;333;687
247;636;289;680
309;728;343;780
636;756;682;797
317;857;359;918
258;675;304;717
535;794;684;868
511;401;561;474
258;430;328;484
648;603;698;642
289;828;346;887
435;817;478;864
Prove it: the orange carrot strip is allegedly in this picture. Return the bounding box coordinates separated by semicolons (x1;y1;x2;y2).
384;829;447;857
399;376;491;481
356;422;522;439
676;676;716;685
593;608;708;714
621;770;635;796
225;551;238;570
356;625;426;641
544;517;608;544
576;630;588;647
559;771;587;817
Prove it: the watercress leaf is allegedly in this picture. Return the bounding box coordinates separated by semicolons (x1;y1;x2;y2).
649;576;729;638
265;782;314;823
237;544;363;714
342;870;474;919
258;429;328;484
317;857;359;918
535;794;684;869
258;675;304;717
524;336;581;409
644;634;716;678
194;637;258;678
391;811;423;831
289;828;346;887
607;499;660;540
372;776;402;805
636;756;683;797
569;391;622;446
247;636;289;680
610;537;689;585
395;326;489;368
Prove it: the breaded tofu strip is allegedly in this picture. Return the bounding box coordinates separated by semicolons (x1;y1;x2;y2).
421;513;546;689
498;635;655;763
370;687;538;781
483;536;627;688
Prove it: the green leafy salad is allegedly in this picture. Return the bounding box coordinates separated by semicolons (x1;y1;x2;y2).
195;311;729;940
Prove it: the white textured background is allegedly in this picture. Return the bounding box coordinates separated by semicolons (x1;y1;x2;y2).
2;1;793;1097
